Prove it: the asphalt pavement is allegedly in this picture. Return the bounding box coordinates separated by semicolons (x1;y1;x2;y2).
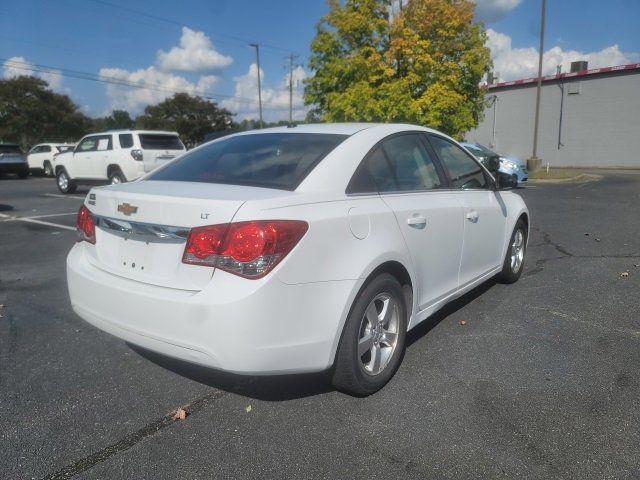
1;173;639;479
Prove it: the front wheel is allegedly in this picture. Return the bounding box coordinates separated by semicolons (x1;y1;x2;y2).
56;169;77;194
332;273;408;396
498;219;527;283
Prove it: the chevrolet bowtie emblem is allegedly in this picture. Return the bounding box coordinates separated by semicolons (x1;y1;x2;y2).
117;203;138;216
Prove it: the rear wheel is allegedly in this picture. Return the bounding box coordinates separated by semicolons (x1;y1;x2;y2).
43;161;54;177
332;273;407;396
498;219;527;283
17;169;29;179
56;169;77;194
109;170;125;185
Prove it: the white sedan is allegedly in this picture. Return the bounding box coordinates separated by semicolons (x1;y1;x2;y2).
67;123;528;396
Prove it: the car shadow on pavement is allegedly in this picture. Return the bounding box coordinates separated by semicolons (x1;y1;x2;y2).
128;344;334;402
128;278;498;401
406;278;497;347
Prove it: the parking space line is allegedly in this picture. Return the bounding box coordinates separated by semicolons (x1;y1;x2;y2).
0;212;75;231
15;217;76;231
28;212;77;219
42;193;85;200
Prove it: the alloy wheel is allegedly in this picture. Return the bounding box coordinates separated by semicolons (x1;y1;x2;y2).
510;229;525;273
358;293;400;376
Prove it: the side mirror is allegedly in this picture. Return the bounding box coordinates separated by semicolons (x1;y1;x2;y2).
483;155;500;173
497;171;518;190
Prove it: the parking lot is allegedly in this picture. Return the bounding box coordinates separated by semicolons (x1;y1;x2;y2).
1;173;639;479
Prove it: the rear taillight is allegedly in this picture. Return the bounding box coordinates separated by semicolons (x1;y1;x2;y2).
130;149;143;161
76;205;96;244
183;220;308;279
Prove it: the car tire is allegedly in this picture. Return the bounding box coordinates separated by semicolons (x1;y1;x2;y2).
332;273;408;396
17;169;29;179
43;161;54;177
109;170;125;185
498;219;527;283
56;169;77;194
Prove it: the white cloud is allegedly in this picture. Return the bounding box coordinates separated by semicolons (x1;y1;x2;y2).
2;56;63;91
157;27;232;72
98;66;220;113
473;0;522;24
98;28;230;112
486;28;640;81
221;64;309;122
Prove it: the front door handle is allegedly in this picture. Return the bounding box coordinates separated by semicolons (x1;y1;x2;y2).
466;210;479;222
407;215;427;229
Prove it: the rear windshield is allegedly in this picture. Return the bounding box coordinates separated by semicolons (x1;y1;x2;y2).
139;134;184;150
0;145;22;154
148;133;348;191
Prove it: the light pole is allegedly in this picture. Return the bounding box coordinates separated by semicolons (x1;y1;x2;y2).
249;43;263;128
528;0;546;172
287;53;298;126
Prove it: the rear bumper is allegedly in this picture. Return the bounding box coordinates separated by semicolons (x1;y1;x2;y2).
67;244;355;374
0;162;28;174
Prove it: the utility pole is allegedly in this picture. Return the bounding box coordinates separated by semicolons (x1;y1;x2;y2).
528;0;546;172
287;53;298;126
249;43;263;128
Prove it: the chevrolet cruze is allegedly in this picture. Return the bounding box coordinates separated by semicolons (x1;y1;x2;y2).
67;123;529;396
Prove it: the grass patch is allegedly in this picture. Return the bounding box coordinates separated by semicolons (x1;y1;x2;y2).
529;168;591;180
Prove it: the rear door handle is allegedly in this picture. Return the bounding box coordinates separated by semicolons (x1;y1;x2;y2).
466;210;479;222
407;215;427;229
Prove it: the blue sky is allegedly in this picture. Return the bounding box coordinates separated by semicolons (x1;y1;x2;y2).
1;0;638;121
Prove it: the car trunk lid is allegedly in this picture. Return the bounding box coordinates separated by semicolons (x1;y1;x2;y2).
84;180;285;290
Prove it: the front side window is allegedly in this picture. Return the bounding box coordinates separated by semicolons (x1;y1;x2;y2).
429;136;489;190
149;133;348;191
76;137;98;152
42;145;52;153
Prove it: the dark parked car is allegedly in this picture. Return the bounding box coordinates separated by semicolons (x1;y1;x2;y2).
0;144;29;179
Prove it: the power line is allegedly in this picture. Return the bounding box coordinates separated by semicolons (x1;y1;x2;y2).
83;0;301;55
1;58;295;111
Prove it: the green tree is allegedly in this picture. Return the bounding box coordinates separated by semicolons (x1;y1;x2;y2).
0;76;91;148
304;0;491;138
136;93;234;147
93;109;135;131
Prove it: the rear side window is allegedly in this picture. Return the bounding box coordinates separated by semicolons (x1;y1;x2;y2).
429;135;488;190
149;133;348;191
119;134;134;149
0;145;22;154
347;134;442;194
138;134;184;150
381;135;442;191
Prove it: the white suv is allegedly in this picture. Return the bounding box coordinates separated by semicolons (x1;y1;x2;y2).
27;143;75;177
54;130;185;193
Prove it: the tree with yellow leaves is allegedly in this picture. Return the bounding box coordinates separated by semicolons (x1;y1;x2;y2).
304;0;491;139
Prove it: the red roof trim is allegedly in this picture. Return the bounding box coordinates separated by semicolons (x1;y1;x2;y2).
487;63;640;89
